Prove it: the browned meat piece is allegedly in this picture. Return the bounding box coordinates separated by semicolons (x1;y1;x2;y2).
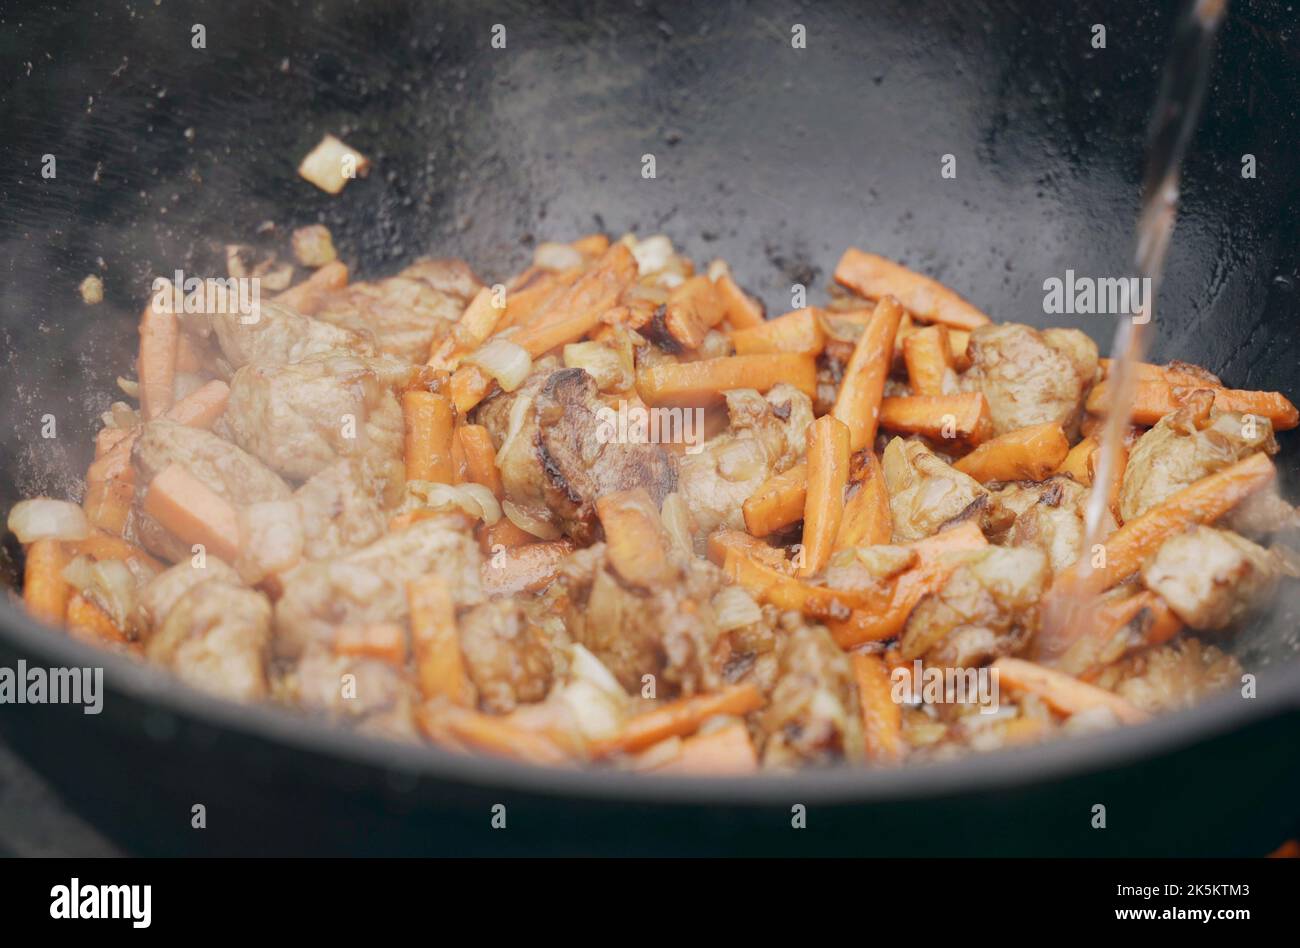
481;366;677;543
281;644;419;740
881;437;988;542
960;323;1097;436
547;543;729;697
139;556;242;628
131;419;291;562
206;300;374;370
293;458;396;560
273;515;481;660
314;259;482;363
1093;637;1242;714
1141;526;1280;630
899;546;1049;667
759;620;863;768
225;353;406;482
145;570;272;703
678;384;813;538
1119;408;1275;522
457;599;558;713
991;476;1097;575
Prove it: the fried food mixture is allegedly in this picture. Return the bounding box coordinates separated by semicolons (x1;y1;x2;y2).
8;232;1299;772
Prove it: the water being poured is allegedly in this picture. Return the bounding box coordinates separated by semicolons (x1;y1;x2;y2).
1039;0;1226;657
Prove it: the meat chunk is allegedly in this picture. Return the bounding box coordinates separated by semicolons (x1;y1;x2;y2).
281;644;419;740
899;546;1049;667
547;543;730;697
1119;408;1275;522
457;599;558;713
992;476;1095;575
1093;638;1242;714
881;437;988;542
484;367;677;543
273;515;481;659
960;323;1097;436
677;384;814;538
131;419;291;562
293;458;396;560
206;300;374;370
314;259;482;363
143;565;272;703
225;353;406;482
1141;526;1279;630
139;556;242;628
759;620;863;768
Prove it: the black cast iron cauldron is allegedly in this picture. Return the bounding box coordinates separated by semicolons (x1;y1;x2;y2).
1;0;1297;855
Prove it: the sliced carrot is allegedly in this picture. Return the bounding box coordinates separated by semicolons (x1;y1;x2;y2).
952;423;1069;483
798;415;851;577
1086;378;1299;431
902;323;955;396
832;296;904;452
480;539;577;596
477;517;539;553
713;273;765;329
66;593;131;646
83;478;134;535
402;390;456;483
1056;435;1098;485
638;353;817;408
408;574;473;705
449;364;494;416
138;301;178;420
141;463;241;562
427;286;504;371
456;424;503;497
992;657;1148;725
497;266;582;332
742;461;807;538
595;488;673;587
730;307;825;357
833;450;892;550
649;722;759;775
274;259;348;315
828;521;988;648
417;703;570;765
515;242;636;350
22;539;69;626
949;329;972;370
166;379;231;428
334;622;408;666
709;529;866;620
95;427;132;459
589;684;765;758
878;392;993;445
662;274;726;350
174;331;204;373
572;233;610;257
834;248;990;331
850;652;905;763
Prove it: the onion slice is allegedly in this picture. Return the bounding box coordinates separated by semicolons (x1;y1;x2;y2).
464;338;532;393
502;499;561;540
8;498;91;544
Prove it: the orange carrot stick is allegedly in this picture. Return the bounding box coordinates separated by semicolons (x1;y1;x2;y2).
515;242;636;349
572;233;610;257
833;451;892;550
851;652;905;763
833;296;904;451
166;379;231;428
992;657;1148;725
649;722;759;775
141;463;241;561
417;703;570;765
95;427;132;459
66;592;131;646
714;273;765;329
878;392;993;445
902;323;955;396
427;286;504;371
408;574;473;705
480;539;577;595
1087;378;1299;431
742;462;807;537
798;416;851;577
952;423;1069;483
661;274;726;350
138;302;178;420
274;259;348;315
477;517;539;552
637;353;818;408
1056;435;1098;485
730;307;825;357
455;424;503;497
23;538;69;626
402;390;456;483
589;684;765;758
333;622;408;666
834;248;990;331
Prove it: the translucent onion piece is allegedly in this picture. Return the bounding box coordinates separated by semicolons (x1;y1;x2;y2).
630;234;674;275
464;338;532;393
712;586;763;631
8;498;91;543
502;499;561;540
533;241;585;272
